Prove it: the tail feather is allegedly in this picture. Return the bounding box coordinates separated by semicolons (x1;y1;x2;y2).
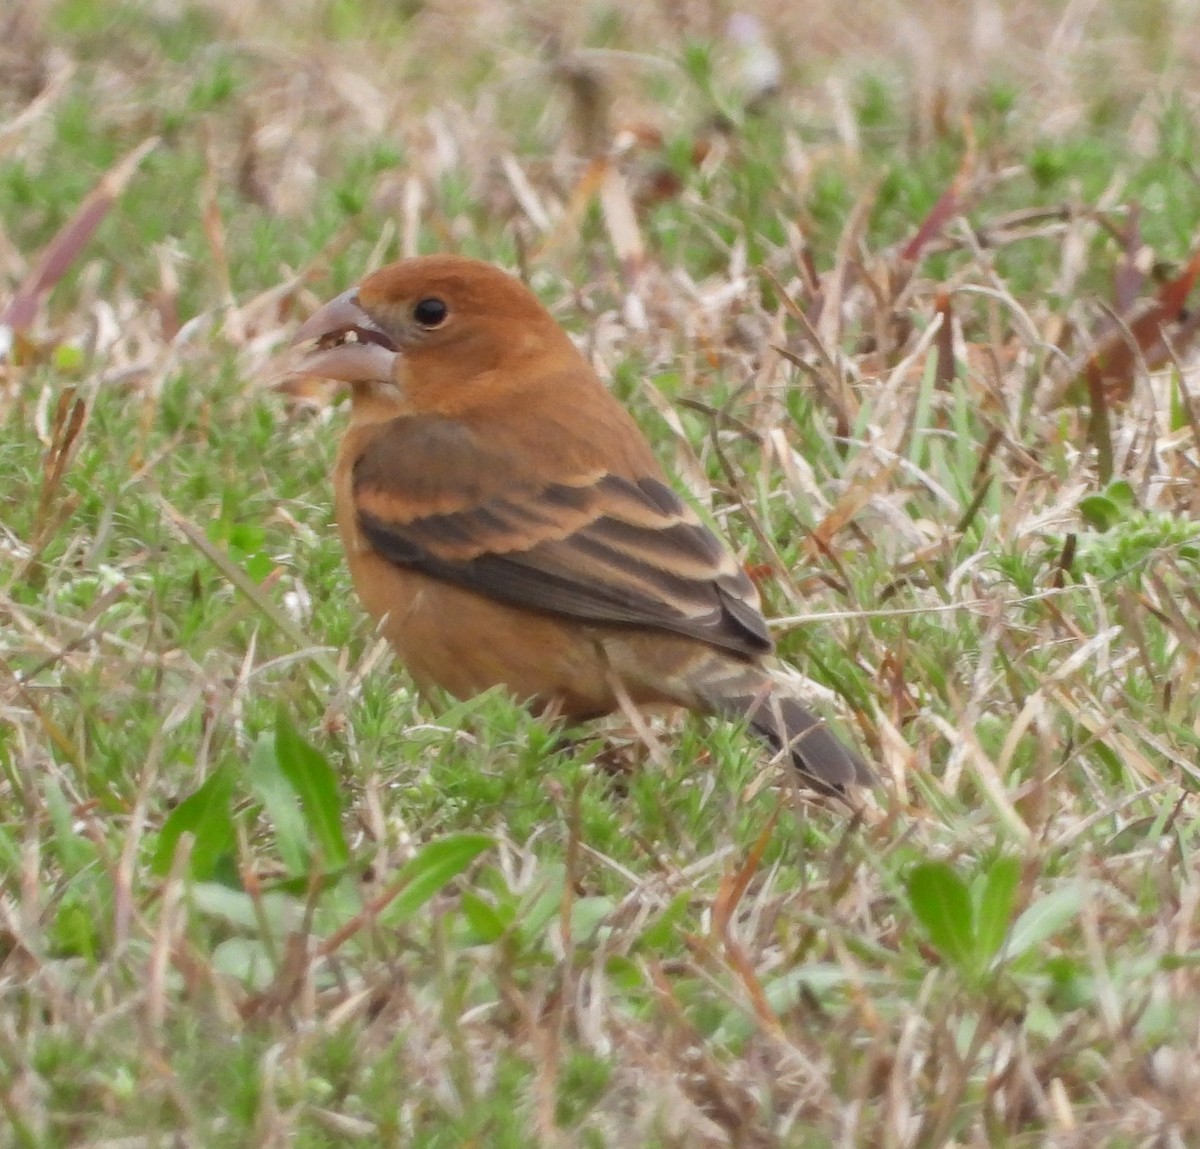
688;657;871;794
739;689;872;794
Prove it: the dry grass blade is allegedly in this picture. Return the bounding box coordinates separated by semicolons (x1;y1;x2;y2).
1113;202;1147;314
0;56;74;159
535;156;610;261
30;385;86;540
1068;229;1200;479
767;269;857;432
598;162;645;282
816;179;878;362
899;122;977;265
0;652;82;767
707;811;788;1039
13;386;88;584
1080;244;1200;404
1;136;158;337
711;808;778;941
933;290;956;388
6;3;1200;1145
202;126;242;343
1085;364;1115;483
807;461;896;557
953;427;1001;536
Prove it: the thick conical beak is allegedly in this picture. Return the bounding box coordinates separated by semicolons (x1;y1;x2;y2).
284;288;400;384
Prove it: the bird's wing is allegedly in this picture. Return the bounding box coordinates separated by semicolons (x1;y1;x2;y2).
352;414;774;659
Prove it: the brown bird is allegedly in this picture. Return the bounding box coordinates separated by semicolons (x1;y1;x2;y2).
287;255;870;794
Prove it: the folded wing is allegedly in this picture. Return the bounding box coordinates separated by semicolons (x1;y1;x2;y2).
353;414;773;659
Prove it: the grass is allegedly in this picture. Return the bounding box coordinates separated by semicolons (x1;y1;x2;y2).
3;1;1200;1145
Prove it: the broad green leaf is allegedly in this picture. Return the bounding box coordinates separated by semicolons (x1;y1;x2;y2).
244;552;275;581
604;955;642;991
570;896;616;944
151;763;235;879
1006;882;1088;962
51;899;101;961
380;833;493;925
1079;494;1118;531
976;856;1022;964
908;861;976;972
1080;480;1137;531
273;707;349;869
213;937;275;990
246;732;310;876
52;343;85;371
189;882;304;933
1106;480;1136;508
461;890;510;942
516;864;566;946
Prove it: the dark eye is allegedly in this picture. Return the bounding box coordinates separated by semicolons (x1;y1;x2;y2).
413;297;448;328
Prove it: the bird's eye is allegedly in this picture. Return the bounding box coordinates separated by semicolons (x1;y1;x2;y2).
413;297;448;328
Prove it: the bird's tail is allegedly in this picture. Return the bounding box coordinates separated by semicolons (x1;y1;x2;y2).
688;656;871;795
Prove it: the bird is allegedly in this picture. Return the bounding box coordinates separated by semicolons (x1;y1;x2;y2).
285;254;871;795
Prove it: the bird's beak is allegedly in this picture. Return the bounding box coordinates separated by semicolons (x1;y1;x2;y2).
284;288;400;385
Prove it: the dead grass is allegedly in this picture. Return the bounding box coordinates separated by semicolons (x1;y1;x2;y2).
2;1;1200;1146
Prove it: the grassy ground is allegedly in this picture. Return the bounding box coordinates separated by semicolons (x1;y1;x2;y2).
3;1;1200;1145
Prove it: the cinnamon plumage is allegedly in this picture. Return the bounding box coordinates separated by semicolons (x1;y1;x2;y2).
288;255;870;793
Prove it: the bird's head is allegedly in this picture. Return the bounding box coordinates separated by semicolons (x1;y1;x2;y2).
284;255;576;417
